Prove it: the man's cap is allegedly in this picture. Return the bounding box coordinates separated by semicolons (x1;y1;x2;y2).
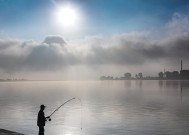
40;104;46;108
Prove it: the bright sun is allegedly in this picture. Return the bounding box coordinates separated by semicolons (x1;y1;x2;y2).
55;5;79;27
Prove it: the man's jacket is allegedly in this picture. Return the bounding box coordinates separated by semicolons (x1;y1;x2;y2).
37;110;46;126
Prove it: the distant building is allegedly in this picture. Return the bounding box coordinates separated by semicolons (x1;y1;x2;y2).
180;70;189;80
180;60;189;80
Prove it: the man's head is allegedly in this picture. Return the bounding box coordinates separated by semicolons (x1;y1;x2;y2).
40;104;46;110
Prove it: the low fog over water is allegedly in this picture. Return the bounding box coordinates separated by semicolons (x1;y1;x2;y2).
0;80;189;135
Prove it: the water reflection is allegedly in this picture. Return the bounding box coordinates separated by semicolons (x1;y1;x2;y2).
124;80;131;88
135;80;143;89
158;80;164;89
157;80;189;102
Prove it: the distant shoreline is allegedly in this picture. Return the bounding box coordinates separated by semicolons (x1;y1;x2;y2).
0;78;189;82
0;129;24;135
100;79;189;81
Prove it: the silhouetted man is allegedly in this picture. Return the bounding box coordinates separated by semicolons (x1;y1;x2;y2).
37;104;49;135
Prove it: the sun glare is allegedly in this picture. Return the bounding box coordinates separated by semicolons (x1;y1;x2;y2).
55;5;79;27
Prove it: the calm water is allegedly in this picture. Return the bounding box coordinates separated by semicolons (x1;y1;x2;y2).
0;80;189;135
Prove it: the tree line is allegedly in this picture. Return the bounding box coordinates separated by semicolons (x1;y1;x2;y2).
100;71;182;80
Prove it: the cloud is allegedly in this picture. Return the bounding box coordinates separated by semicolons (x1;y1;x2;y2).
81;33;189;66
0;36;75;72
0;39;20;50
43;35;66;46
166;12;189;37
0;13;189;77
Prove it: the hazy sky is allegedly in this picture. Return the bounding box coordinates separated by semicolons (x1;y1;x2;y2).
0;0;189;80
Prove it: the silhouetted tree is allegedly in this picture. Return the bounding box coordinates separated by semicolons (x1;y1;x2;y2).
158;72;164;79
100;76;106;80
172;71;179;79
165;71;171;79
165;71;180;79
135;74;138;79
124;72;131;79
138;73;143;79
100;76;114;80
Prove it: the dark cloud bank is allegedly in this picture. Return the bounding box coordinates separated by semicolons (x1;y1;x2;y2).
0;34;189;72
0;13;189;77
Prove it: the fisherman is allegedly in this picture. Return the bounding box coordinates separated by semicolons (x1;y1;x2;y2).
37;104;49;135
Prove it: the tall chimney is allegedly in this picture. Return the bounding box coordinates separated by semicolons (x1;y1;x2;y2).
181;60;183;71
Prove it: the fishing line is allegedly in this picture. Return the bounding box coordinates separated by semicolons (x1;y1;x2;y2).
79;98;83;131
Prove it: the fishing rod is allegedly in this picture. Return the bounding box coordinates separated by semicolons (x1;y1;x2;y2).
46;97;81;122
46;97;83;131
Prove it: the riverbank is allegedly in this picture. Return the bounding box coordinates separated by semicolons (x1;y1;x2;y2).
0;129;24;135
